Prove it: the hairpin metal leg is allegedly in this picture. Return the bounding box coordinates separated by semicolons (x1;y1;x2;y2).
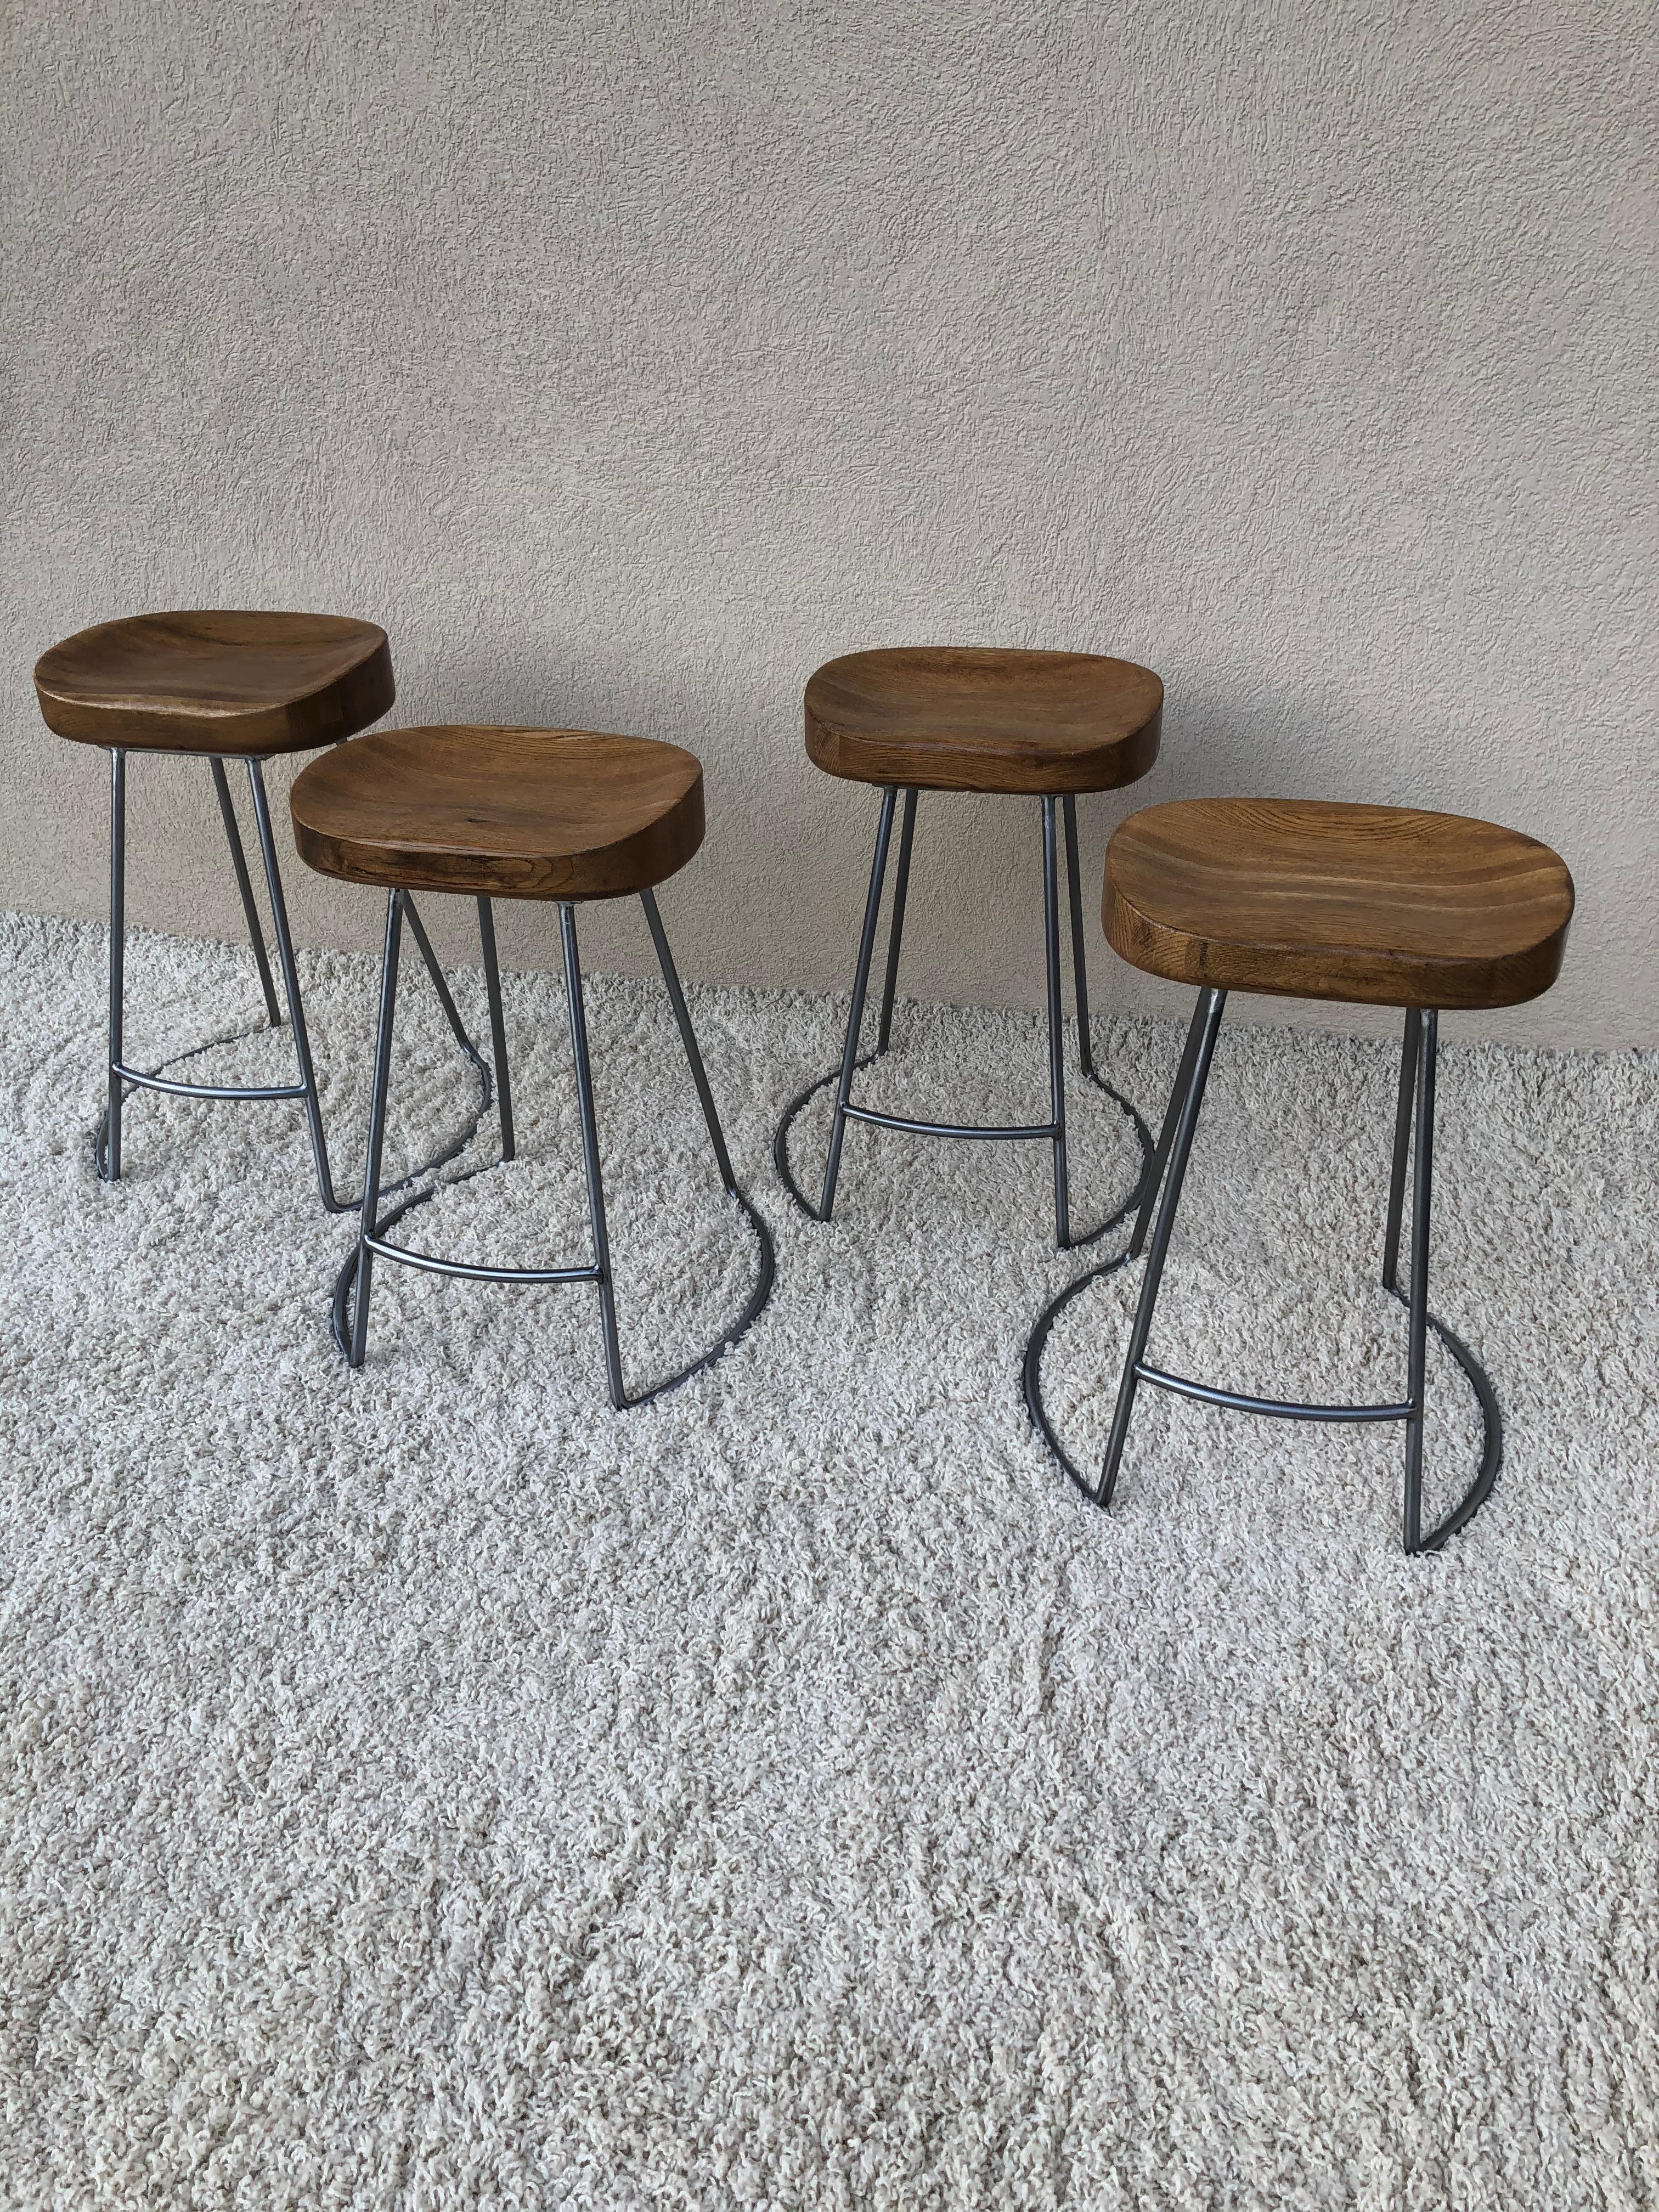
103;749;126;1181
641;886;735;1193
1042;796;1070;1250
875;787;918;1054
209;757;283;1026
476;896;515;1161
399;894;487;1069
1098;988;1227;1504
1129;995;1211;1260
1381;1009;1420;1295
819;785;900;1221
347;890;406;1367
1062;795;1097;1082
1400;1009;1437;1553
558;903;625;1408
246;758;341;1211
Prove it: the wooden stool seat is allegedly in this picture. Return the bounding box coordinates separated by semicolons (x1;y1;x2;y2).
290;725;705;901
805;646;1163;794
33;610;393;756
1106;798;1574;1011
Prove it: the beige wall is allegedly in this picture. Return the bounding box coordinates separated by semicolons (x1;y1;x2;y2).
4;0;1654;1046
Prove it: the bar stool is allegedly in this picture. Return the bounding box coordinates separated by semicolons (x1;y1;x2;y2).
32;610;489;1203
776;647;1164;1248
289;724;775;1403
1023;797;1575;1552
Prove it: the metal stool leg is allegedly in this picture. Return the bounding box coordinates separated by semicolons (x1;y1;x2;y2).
1381;1009;1421;1294
1099;987;1227;1504
246;759;341;1212
561;903;625;1409
1129;995;1211;1260
476;896;515;1161
641;886;736;1194
1400;1009;1437;1553
210;757;283;1026
103;749;126;1181
875;787;918;1054
348;890;406;1368
1042;796;1070;1249
820;785;900;1221
1062;794;1096;1081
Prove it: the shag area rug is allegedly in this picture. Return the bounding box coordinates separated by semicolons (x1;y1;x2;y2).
1;908;1655;2210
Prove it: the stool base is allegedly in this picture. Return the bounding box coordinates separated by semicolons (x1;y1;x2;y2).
334;887;775;1408
95;747;496;1210
774;787;1152;1249
1023;996;1502;1554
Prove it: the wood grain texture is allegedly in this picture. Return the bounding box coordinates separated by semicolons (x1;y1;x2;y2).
290;726;706;901
33;611;394;755
804;646;1163;795
1104;799;1575;1010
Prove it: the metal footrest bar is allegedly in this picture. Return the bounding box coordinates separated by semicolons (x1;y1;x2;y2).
111;1063;309;1103
363;1224;603;1285
774;786;1152;1248
1136;1365;1414;1423
843;1102;1060;1141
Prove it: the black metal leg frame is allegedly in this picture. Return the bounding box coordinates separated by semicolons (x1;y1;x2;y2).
774;787;1153;1248
98;747;494;1208
1023;991;1502;1553
333;887;775;1408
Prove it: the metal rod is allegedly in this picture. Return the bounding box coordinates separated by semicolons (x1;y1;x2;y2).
104;749;126;1181
820;786;899;1221
403;895;483;1062
1381;1009;1420;1293
1062;795;1096;1080
111;1066;307;1102
476;896;515;1160
876;787;918;1054
1135;1364;1414;1423
348;890;405;1368
640;885;736;1194
362;1233;600;1286
561;902;625;1409
1099;988;1227;1505
1403;1008;1437;1552
246;758;339;1211
209;757;283;1026
1130;996;1210;1260
842;1104;1059;1141
1042;797;1070;1249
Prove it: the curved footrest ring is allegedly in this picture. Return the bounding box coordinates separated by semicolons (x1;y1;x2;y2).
773;1051;1152;1250
331;1163;777;1410
1023;1260;1502;1553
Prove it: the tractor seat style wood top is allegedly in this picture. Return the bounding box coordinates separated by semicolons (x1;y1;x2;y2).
804;646;1163;795
290;726;706;902
1105;799;1575;1011
34;611;394;757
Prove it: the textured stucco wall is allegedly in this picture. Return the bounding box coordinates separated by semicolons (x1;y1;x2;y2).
3;0;1654;1045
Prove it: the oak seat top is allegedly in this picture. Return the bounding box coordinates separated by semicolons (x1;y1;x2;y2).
290;726;706;902
1105;798;1574;1011
804;646;1163;795
34;610;394;756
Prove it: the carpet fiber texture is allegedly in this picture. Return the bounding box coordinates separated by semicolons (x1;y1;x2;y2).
1;907;1655;2210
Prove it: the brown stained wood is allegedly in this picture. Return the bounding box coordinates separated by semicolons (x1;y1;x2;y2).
804;646;1163;795
33;611;394;755
290;726;706;902
1105;798;1575;1011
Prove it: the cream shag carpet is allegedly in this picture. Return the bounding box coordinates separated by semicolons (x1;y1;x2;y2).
1;908;1656;2210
